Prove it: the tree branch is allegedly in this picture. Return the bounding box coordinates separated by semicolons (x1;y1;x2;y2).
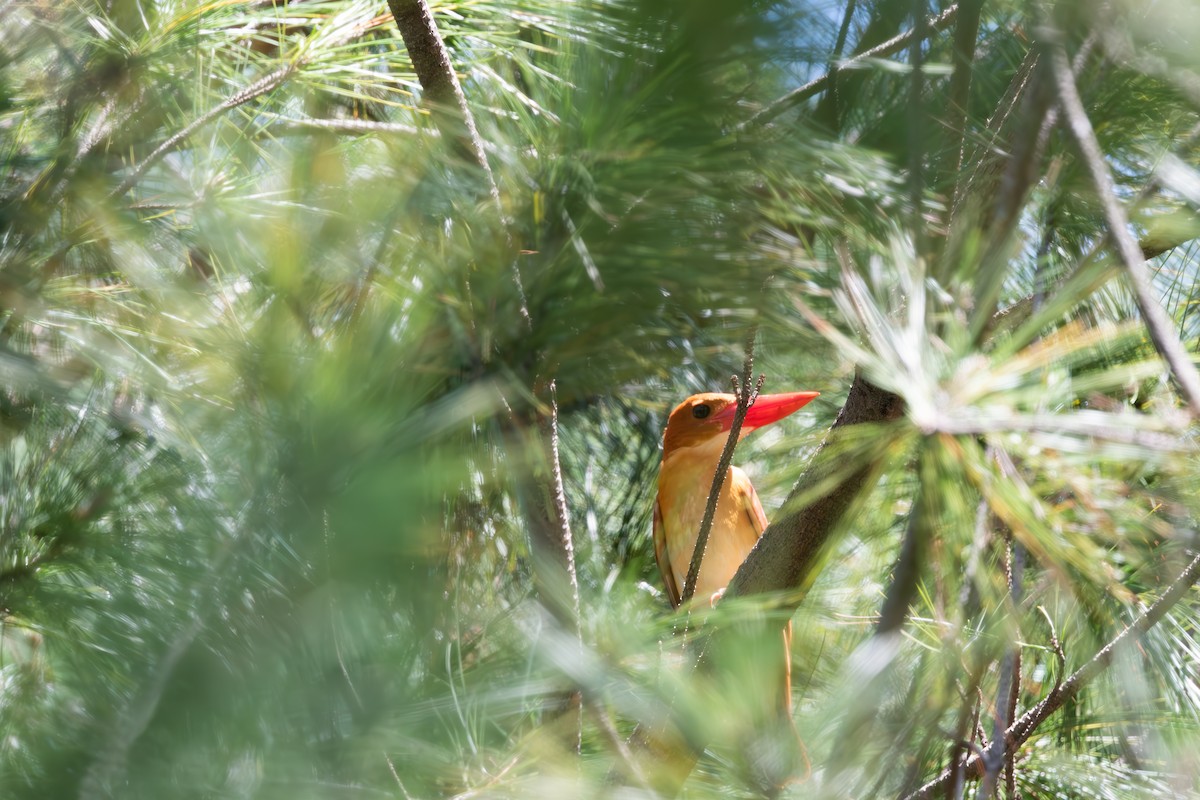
108;64;297;202
876;488;926;635
904;549;1200;800
830;0;859;67
740;4;959;131
386;0;530;324
727;370;905;600
386;0;496;192
1050;39;1200;418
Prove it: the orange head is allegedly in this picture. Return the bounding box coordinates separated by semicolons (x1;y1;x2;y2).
661;390;819;459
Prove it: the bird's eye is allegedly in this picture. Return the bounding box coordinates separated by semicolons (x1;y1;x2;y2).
692;404;711;419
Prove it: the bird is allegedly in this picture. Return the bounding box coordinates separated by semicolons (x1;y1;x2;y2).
653;389;818;784
653;390;819;609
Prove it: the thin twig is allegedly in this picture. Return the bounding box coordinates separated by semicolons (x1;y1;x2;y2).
263;113;424;137
1050;40;1200;418
1003;561;1023;799
680;333;762;605
109;64;297;201
623;371;904;796
976;537;1024;799
547;382;581;633
1035;605;1066;692
830;0;858;66
547;381;583;753
945;0;984;200
904;549;1200;800
740;4;959;131
588;698;653;792
908;0;928;254
948;663;987;800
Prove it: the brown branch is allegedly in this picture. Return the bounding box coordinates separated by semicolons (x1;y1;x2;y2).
680;335;761;606
739;4;960;131
905;549;1200;800
386;0;496;196
386;0;530;324
1050;40;1200;418
727;370;905;600
388;10;557;682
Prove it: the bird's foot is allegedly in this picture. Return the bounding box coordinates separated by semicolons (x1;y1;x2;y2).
708;588;726;607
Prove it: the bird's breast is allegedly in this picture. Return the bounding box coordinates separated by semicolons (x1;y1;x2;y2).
657;455;761;601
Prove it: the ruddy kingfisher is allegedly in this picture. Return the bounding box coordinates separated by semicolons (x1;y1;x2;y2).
653;391;819;609
653;390;819;780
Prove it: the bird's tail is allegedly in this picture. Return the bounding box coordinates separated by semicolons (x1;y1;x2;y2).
779;620;811;784
741;620;811;794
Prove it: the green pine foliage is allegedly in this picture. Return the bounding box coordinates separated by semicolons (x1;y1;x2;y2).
0;1;1199;797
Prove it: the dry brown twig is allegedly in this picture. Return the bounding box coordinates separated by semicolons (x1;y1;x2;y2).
904;549;1200;800
680;333;764;606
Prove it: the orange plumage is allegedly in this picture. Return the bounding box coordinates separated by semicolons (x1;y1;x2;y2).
653;389;818;782
653;391;818;608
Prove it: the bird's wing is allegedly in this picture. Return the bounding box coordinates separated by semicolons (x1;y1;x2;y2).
733;469;770;538
652;498;681;608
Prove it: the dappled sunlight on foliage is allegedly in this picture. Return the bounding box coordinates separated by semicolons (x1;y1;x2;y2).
0;1;1199;798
